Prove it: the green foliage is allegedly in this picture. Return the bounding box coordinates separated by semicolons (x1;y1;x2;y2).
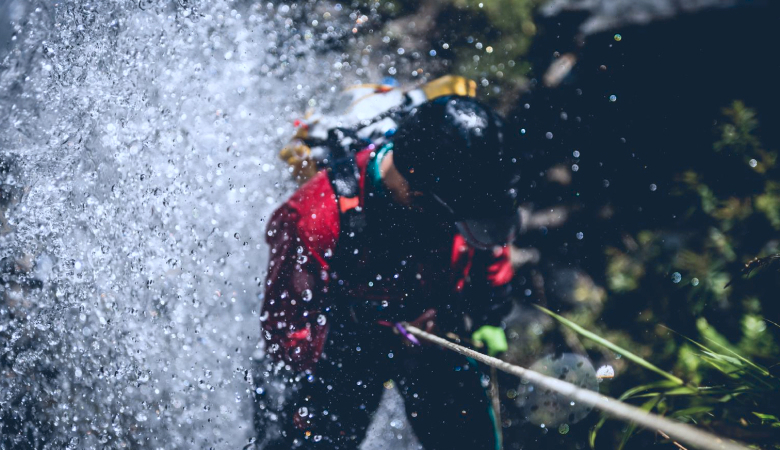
714;101;775;173
603;102;780;316
604;102;780;447
543;305;780;448
537;305;684;385
447;0;541;88
381;0;542;99
538;101;780;449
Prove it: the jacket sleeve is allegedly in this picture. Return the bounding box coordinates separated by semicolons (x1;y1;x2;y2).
462;242;515;328
261;204;330;373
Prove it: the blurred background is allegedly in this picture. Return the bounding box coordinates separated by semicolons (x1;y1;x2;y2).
2;0;779;449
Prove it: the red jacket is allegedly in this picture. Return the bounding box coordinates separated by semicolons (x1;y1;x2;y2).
262;150;514;372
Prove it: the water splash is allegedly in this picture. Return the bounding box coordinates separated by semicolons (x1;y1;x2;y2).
0;1;349;447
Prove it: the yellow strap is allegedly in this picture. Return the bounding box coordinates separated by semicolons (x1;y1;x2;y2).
420;75;477;99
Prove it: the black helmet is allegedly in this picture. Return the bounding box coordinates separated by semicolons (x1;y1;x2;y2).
392;96;520;249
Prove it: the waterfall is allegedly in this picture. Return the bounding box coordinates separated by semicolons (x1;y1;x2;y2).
0;1;375;447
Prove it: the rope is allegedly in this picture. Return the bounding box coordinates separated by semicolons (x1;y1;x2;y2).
402;324;750;450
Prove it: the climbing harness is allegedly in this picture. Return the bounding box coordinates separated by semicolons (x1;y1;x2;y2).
402;324;751;450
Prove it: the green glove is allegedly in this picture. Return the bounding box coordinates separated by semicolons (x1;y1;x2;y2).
472;325;508;356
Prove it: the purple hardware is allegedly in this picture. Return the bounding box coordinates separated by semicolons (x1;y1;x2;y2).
395;323;420;346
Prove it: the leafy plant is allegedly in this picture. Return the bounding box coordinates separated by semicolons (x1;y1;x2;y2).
538;305;780;449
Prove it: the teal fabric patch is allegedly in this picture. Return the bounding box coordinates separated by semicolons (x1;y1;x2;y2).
464;357;502;450
367;142;393;197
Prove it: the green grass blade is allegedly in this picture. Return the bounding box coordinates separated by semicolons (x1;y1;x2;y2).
702;337;771;377
752;412;780;426
535;305;685;385
669;406;715;420
590;380;681;449
589;414;608;449
632;386;699;398
618;380;682;400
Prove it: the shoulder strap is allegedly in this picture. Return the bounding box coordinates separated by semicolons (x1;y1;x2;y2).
327;156;367;240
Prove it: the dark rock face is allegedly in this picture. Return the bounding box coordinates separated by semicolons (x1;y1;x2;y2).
511;0;780;234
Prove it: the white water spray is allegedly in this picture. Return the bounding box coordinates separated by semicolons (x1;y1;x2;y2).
0;1;357;447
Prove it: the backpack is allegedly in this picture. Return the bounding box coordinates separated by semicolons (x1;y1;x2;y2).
280;75;477;183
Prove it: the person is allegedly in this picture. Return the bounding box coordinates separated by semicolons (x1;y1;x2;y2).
256;96;520;450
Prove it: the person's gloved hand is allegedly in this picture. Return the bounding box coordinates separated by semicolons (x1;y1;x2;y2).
472;325;508;356
279;139;317;182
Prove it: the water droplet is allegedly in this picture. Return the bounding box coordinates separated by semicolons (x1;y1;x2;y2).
558;423;570;434
650;183;657;191
614;34;622;42
576;232;584;240
671;272;682;283
302;289;313;302
691;277;700;286
316;314;326;326
596;365;615;380
609;95;617;102
749;159;758;168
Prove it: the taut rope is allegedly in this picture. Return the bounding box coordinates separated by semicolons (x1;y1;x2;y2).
402;324;750;450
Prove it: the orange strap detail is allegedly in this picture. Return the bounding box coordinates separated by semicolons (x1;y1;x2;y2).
338;196;360;213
